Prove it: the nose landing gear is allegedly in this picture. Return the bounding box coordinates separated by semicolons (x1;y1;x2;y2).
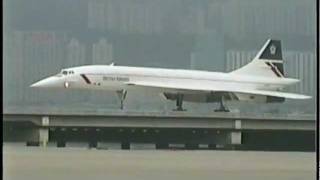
116;89;127;110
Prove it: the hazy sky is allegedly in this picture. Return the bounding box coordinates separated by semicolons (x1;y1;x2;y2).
3;0;316;114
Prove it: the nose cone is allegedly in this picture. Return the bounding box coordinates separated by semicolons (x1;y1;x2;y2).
30;76;64;88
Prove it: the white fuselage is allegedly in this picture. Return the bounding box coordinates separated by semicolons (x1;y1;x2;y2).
32;65;297;93
31;38;310;107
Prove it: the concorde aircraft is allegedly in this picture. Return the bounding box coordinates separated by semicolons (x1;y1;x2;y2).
31;39;311;112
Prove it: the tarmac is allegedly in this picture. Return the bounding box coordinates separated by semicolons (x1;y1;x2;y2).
3;144;316;180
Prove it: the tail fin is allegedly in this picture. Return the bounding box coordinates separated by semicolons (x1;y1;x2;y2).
230;39;285;78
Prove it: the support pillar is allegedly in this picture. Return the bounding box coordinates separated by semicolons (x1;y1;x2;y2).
230;131;242;145
224;120;242;148
39;128;49;147
231;119;242;145
39;116;49;147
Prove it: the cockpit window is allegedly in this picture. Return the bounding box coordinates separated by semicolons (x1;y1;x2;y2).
55;69;74;77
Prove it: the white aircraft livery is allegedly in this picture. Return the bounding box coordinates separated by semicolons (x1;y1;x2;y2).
31;39;311;111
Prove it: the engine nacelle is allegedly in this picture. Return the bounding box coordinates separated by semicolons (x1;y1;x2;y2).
162;92;285;103
232;93;285;103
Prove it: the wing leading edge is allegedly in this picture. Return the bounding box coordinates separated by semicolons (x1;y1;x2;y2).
125;81;311;99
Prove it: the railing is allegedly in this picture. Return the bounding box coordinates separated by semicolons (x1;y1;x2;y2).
3;106;315;121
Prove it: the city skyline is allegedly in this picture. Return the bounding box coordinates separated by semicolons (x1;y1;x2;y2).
3;0;316;114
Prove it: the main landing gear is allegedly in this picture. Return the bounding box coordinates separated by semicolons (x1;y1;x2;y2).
174;93;186;111
214;96;230;112
116;89;127;110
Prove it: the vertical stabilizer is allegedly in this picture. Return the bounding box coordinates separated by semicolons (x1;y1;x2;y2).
230;39;285;78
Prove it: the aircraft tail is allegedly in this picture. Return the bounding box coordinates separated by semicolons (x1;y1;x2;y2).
230;39;285;78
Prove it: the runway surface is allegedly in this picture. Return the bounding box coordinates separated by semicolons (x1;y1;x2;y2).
3;145;316;180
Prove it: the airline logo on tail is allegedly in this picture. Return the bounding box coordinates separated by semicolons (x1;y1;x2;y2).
270;44;276;55
259;40;282;60
259;40;284;77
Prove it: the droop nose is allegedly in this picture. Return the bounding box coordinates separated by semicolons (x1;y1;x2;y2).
30;76;63;88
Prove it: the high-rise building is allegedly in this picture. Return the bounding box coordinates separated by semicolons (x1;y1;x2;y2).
220;0;315;39
92;38;113;64
91;38;115;105
4;31;69;107
87;0;314;41
66;38;86;67
284;51;316;96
